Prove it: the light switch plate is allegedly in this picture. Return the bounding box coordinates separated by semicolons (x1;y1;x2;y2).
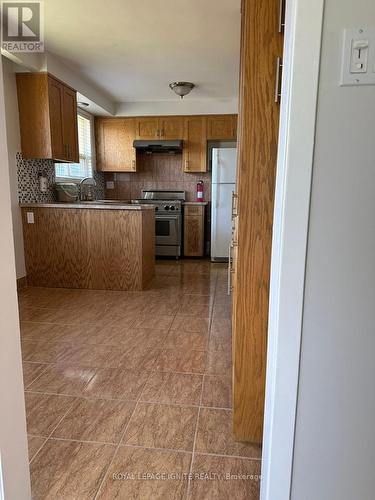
26;212;34;224
341;27;375;86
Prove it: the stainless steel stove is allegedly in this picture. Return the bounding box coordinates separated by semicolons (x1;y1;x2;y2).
133;190;185;258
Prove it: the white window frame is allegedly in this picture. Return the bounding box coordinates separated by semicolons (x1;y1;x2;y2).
55;108;96;183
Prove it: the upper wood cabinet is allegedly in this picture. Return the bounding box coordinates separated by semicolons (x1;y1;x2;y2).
183;116;207;173
16;73;79;162
95;118;136;172
159;117;184;139
135;117;160;139
135;116;184;140
206;114;237;140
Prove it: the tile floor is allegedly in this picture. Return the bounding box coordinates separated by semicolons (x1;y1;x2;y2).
19;260;261;499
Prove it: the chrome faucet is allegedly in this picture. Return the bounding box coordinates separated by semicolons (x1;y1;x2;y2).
79;177;97;201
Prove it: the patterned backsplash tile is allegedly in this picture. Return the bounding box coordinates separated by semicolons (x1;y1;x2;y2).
104;153;212;202
16;152;105;203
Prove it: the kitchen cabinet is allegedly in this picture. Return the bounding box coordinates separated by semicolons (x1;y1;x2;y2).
183;116;207;173
16;73;79;162
184;204;205;257
231;0;284;443
207;114;237;140
135;116;184;140
135;117;160;139
159;116;184;139
95;118;137;172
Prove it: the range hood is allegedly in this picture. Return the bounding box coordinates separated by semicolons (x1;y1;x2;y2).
133;140;183;153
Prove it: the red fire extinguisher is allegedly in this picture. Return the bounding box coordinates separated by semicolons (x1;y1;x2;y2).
196;180;204;202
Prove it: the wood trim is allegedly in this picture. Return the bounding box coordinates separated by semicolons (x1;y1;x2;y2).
16;276;27;290
232;0;283;443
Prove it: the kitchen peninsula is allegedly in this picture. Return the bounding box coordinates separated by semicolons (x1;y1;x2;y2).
20;203;155;291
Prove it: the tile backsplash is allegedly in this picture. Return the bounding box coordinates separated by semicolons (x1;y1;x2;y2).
16;152;105;203
104;153;211;202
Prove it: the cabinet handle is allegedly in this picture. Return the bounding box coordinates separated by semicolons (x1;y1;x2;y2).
231;191;238;218
185;159;189;171
274;57;283;103
278;0;286;33
228;241;236;295
132;159;136;170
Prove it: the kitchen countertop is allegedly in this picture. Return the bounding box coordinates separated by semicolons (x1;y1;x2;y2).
183;201;209;206
20;202;155;211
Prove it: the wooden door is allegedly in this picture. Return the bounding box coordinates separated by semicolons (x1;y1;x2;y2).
95;118;137;172
232;0;284;443
48;77;66;161
135;117;160;139
206;115;237;140
159;116;184;139
61;85;79;163
183;116;207;173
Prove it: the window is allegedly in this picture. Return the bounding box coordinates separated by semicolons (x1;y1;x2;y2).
55;110;95;180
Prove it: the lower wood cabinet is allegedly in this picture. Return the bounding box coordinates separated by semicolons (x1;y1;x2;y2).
184;204;205;257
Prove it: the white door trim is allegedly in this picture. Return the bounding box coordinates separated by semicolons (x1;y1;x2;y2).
260;0;325;499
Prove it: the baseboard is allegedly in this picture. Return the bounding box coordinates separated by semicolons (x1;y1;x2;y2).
16;276;27;290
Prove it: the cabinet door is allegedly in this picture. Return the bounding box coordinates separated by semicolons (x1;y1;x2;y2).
96;118;136;172
135;117;160;139
159;116;184;139
184;214;204;257
62;86;79;163
206;115;237;140
48;77;66;161
183;117;207;172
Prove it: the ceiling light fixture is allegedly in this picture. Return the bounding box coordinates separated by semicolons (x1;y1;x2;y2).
169;82;195;99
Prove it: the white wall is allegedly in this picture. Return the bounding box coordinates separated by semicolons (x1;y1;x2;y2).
2;57;26;279
291;1;375;499
0;56;31;500
115;98;238;116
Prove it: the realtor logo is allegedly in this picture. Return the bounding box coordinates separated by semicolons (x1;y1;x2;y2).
1;1;44;52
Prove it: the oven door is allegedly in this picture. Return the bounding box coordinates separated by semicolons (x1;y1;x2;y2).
155;214;180;246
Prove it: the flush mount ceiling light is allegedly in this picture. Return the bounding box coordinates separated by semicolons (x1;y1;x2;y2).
169;82;195;99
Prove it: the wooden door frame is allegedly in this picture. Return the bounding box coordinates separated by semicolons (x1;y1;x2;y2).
261;0;325;499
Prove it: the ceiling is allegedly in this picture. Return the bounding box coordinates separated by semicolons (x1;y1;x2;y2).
44;0;241;103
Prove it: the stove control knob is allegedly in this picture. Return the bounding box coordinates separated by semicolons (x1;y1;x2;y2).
170;205;176;211
164;205;170;210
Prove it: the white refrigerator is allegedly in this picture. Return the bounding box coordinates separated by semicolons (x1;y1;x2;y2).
211;147;237;261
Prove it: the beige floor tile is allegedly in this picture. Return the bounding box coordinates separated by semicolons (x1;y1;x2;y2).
206;350;232;376
25;392;75;436
52;398;136;443
140;372;203;406
195;408;261;459
201;375;232;409
188;454;261;500
154;349;207;374
171;316;210;334
131;314;175;331
121;345;161;370
30;439;115;500
176;304;212;318
21;339;72;363
122;403;198;451
83;368;149;400
28;364;96;396
22;362;49;388
164;329;209;350
27;435;47;462
58;343;127;368
97;446;191;500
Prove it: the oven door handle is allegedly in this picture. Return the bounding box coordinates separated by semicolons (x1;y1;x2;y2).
155;215;180;220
